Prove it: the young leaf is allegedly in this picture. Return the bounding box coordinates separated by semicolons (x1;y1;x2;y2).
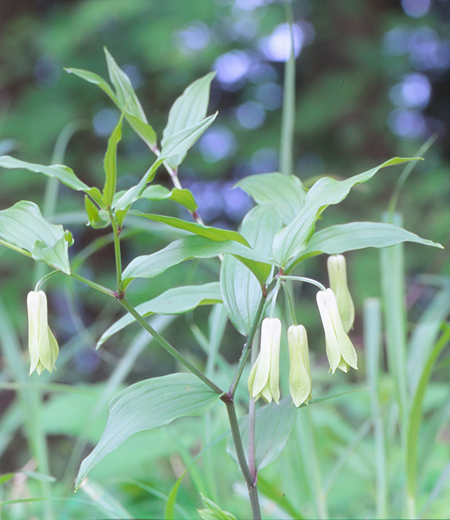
132;213;250;246
113;114;217;224
235;173;306;225
226;398;296;470
272;157;421;266
141;185;198;212
84;196;110;229
75;373;222;489
102;115;123;207
97;283;222;348
289;221;443;269
65;67;118;102
66;66;157;148
221;205;281;336
0;156;103;205
104;47;147;124
162;72;216;168
0;201;71;274
121;235;271;289
160;113;217;160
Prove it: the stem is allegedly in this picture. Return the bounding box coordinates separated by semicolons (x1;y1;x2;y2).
109;211;123;292
119;298;223;395
69;271;116;298
280;0;295;177
35;270;59;292
224;399;261;520
248;327;260;480
282;281;297;325
152;146;206;225
279;275;326;292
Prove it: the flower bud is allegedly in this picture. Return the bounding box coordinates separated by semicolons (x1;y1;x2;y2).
27;291;59;375
248;318;281;404
316;289;357;374
327;255;354;333
288;325;312;407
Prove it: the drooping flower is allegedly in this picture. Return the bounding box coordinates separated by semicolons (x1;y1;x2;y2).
288;324;312;407
316;288;358;374
248;317;281;404
27;291;59;375
327;254;355;333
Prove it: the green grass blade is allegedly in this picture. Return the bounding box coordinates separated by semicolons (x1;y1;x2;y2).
364;297;388;519
406;324;450;513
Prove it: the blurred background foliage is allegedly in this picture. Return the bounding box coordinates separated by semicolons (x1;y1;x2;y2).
1;0;450;518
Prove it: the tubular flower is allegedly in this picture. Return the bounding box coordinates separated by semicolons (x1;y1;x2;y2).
248;318;281;404
288;325;312;407
327;254;355;333
316;289;358;374
27;291;59;375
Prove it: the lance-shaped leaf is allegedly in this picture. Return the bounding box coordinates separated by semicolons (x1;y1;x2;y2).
236;173;306;225
66;53;157;149
226;398;296;470
272;157;421;266
104;47;147;125
75;373;222;490
288;221;443;269
102;115;123;207
65;68;117;102
121;235;271;289
97;283;222;348
0;156;103;205
131;213;250;246
221;205;281;336
162;72;215;168
0;201;71;274
141;185;197;212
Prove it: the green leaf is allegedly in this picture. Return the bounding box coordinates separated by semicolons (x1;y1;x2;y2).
141;185;198;212
113;157;166;224
75;373;222;489
406;325;450;499
102;115;123;207
104;47;147;124
121;235;271;289
113;114;216;224
198;494;237;520
221;205;281;335
0;473;14;486
85;196;110;229
97;283;222;348
124;113;157;149
66;65;157;148
160;113;217;161
0;156;103;204
162;72;216;168
0;201;71;274
289;221;443;268
235;173;306;225
226;398;296;470
132;213;250;246
272;157;421;266
65;68;118;102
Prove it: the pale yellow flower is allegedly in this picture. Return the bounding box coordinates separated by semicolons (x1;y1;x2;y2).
248;317;281;403
27;291;59;375
327;255;355;333
288;324;312;407
316;289;357;374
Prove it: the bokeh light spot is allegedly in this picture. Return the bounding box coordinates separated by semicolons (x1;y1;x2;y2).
199;126;237;162
236;101;266;129
259;23;304;62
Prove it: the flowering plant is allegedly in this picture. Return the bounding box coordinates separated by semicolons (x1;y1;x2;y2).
0;46;442;520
